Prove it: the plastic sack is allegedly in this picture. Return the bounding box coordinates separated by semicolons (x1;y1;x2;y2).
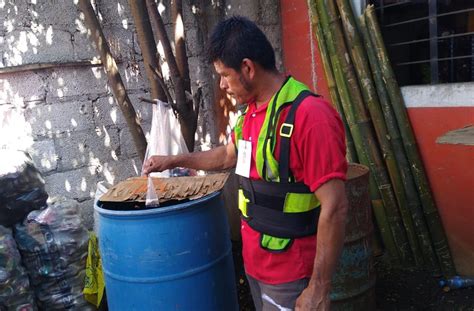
0;225;37;311
14;199;93;310
141;99;191;178
83;232;105;308
0;150;48;227
93;181;109;238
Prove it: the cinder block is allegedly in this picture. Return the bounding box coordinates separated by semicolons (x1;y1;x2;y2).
227;0;259;21
76;198;95;231
118;126;140;159
2;28;74;66
117;61;148;91
97;158;142;186
46;68;108;100
72;30;98;61
93;92;153;128
0;72;47;105
55;127;120;171
25;100;94;137
96;0;134;26
259;0;281;25
102;25;136;62
27;139;58;174
261;25;281;53
44;166;99;201
33;1;80;29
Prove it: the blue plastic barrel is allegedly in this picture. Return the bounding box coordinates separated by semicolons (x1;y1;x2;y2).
95;192;239;311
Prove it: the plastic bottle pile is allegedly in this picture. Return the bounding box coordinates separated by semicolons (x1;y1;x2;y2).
0;150;92;310
15;200;91;310
0;150;48;227
0;226;37;310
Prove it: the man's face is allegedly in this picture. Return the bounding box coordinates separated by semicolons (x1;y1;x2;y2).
213;60;254;104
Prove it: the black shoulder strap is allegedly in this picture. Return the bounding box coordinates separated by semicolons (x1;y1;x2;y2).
279;90;319;183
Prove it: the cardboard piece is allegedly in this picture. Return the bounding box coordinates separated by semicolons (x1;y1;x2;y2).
99;173;229;203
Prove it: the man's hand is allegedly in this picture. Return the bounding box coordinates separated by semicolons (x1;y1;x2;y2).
143;155;175;176
295;283;330;311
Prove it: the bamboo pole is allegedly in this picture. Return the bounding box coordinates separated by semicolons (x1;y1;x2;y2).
307;0;358;163
128;0;167;102
359;15;439;272
365;5;456;276
335;0;422;266
315;0;410;263
78;0;147;161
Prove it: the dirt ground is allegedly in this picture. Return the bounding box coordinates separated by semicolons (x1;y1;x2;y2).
232;241;474;311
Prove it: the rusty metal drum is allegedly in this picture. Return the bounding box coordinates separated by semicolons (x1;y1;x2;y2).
331;163;376;310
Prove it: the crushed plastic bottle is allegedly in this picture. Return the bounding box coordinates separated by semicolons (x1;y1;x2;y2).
439;275;474;292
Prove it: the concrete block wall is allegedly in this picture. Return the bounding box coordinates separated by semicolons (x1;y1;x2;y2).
0;0;282;229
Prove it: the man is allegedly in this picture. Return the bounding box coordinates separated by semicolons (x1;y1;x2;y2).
143;16;348;311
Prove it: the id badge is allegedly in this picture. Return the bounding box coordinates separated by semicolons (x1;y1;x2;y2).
235;140;252;178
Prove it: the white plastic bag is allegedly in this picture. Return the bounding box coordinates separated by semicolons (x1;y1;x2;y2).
145;176;160;208
141;100;189;178
93;181;109;237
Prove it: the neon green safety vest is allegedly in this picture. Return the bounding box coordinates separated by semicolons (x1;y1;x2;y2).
234;77;321;252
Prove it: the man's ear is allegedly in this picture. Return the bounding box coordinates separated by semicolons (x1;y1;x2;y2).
241;58;256;80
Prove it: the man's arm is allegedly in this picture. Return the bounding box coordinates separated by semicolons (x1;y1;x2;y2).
143;142;237;175
296;178;348;311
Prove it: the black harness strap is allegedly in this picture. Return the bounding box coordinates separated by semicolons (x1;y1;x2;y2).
246;203;319;238
279;90;318;183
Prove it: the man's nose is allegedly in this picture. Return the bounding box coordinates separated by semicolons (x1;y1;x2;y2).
219;77;228;90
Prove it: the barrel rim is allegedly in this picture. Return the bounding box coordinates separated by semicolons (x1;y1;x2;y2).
347;163;369;181
95;191;221;216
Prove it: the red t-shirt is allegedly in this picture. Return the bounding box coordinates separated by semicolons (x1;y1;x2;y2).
232;94;347;284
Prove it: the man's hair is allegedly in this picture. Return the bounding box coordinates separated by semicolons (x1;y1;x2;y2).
208;16;276;72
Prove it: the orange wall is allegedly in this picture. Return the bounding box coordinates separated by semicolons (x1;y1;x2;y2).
281;0;331;101
280;0;474;275
407;107;474;275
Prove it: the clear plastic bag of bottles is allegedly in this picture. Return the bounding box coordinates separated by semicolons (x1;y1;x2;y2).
0;225;37;311
0;150;48;227
14;199;93;310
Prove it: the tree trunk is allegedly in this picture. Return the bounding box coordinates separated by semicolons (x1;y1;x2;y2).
128;0;167;102
172;0;191;93
146;0;197;152
78;0;147;161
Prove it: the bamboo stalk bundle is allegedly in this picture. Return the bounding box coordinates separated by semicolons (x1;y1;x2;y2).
307;0;358;163
364;5;456;276
308;0;387;256
335;0;422;266
315;0;412;264
358;15;439;272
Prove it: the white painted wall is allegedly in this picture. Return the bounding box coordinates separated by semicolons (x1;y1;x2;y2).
401;83;474;108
